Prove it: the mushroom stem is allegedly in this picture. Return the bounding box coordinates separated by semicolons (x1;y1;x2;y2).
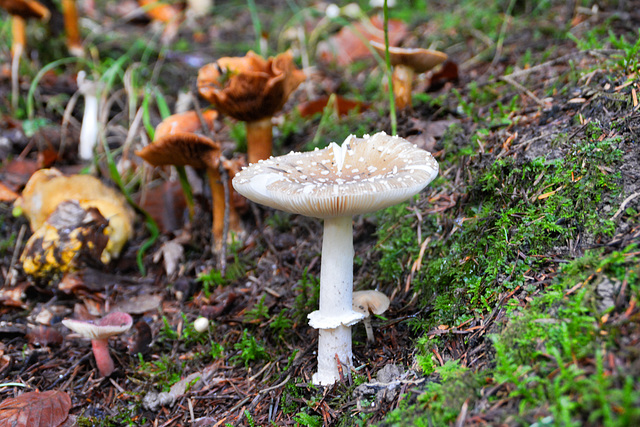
207;167;241;252
245;117;273;164
61;0;83;56
311;215;363;385
78;72;100;161
363;317;374;343
392;64;415;110
11;16;26;58
91;338;115;377
10;18;24;111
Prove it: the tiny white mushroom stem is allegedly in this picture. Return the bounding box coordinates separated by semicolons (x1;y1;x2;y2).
78;71;100;161
311;215;363;385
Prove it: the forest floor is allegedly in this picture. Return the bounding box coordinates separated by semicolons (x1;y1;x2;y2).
0;1;639;426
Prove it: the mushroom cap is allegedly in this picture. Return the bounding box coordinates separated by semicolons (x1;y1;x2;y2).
232;132;439;219
352;290;390;316
197;50;306;122
370;41;447;73
136;132;221;170
154;110;218;140
0;0;50;20
62;312;133;340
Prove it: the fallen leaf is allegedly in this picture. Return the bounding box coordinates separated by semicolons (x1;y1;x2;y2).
114;294;163;315
26;326;64;347
318;15;407;65
128;320;153;355
297;95;370;117
0;390;71;427
0;182;19;202
153;240;184;278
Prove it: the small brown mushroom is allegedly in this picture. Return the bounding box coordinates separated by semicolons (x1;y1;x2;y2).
197;50;305;164
352;290;390;343
135;133;243;251
62;312;133;377
370;41;447;110
0;0;50;58
154;109;219;140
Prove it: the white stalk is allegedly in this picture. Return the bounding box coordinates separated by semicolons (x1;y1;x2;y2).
308;215;363;385
78;71;100;161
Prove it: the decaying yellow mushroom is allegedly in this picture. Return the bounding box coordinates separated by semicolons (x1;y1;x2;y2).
14;168;135;274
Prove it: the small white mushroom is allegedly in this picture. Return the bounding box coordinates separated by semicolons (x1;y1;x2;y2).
352;290;390;343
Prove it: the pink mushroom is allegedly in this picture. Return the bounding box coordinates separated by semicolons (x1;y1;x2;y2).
62;311;133;377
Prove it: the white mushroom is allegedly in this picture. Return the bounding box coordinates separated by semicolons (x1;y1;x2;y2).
352;290;390;343
232;131;438;385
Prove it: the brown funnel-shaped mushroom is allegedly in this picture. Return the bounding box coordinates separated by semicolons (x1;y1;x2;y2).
136;133;242;251
370;41;447;110
197;50;305;164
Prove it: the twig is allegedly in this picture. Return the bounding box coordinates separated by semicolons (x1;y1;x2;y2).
505;49;625;79
4;224;26;287
612;191;640;220
499;75;547;107
219;161;230;275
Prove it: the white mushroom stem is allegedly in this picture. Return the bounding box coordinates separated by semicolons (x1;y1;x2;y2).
309;216;363;385
78;71;100;161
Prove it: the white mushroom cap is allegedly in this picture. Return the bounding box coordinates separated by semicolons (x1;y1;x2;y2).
232;132;438;219
353;290;390;316
62;312;133;340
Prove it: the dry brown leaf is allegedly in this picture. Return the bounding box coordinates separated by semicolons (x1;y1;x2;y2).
317;15;407;65
0;390;71;427
0;182;19;202
297;95;370;118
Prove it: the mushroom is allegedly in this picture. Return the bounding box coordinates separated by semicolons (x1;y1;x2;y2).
0;0;50;109
232;131;439;385
352;290;390;343
135;133;243;251
13;168;135;264
0;0;50;58
197;50;306;164
62;311;133;377
154;109;218;140
370;41;447;110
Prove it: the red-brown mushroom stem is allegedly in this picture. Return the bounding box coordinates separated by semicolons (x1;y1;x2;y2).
392;64;415;110
91;338;115;377
245;117;273;164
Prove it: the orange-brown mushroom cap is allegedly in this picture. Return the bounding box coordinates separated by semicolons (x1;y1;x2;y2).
0;0;50;20
370;41;447;73
154;110;219;140
197;51;306;122
136;133;222;170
